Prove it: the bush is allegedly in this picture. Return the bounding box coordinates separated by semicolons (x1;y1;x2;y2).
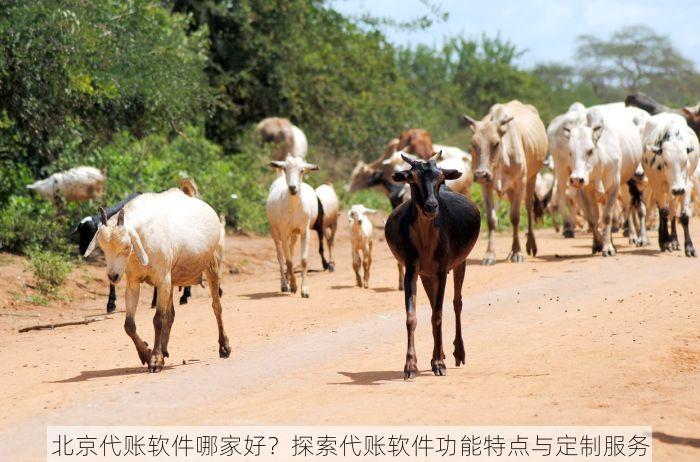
26;249;73;296
0;196;70;254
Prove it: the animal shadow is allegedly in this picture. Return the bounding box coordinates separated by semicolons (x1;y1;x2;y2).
51;365;175;383
333;370;419;385
240;291;288;300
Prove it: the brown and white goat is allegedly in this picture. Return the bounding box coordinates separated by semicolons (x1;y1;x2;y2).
84;189;230;372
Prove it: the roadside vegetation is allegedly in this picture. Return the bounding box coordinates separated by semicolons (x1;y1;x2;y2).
1;0;698;259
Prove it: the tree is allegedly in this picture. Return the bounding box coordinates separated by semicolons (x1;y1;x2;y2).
576;25;700;105
0;0;211;176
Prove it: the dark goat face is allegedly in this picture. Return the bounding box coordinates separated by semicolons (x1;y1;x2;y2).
75;217;99;256
392;151;461;218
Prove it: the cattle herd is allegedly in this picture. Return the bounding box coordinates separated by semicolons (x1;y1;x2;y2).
24;92;700;378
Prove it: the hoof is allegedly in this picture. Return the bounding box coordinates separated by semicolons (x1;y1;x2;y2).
403;364;418;380
219;343;231;358
281;283;291;293
671;241;681;251
363;282;369;289
106;304;116;314
602;245;616;257
163;349;169;358
179;296;188;305
482;257;495;266
508;253;524;263
327;262;335;272
148;354;164;373
637;238;650;247
592;242;603;254
301;287;310;298
431;359;447;376
686;247;697;257
563;229;575;238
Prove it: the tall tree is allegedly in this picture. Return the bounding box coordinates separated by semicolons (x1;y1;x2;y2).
576;25;699;105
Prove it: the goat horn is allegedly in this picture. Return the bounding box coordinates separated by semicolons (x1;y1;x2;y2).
430;150;443;162
400;152;417;167
99;207;108;226
116;209;125;226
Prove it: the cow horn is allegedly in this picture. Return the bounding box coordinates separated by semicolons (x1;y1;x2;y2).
99;207;108;226
116;209;125;226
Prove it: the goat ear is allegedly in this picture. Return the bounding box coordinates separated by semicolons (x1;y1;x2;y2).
83;229;100;258
268;161;286;170
592;125;603;144
128;227;149;266
461;114;477;130
562;127;571;139
442;168;462;180
70;225;79;236
392;170;411;183
365;208;378;214
116;209;125;226
304;163;319;171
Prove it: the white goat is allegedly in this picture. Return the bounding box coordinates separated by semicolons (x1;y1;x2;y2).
26;166;105;204
347;204;376;288
313;184;339;271
83;188;230;372
266;155;319;297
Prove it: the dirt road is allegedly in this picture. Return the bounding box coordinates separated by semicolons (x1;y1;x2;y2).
1;217;699;460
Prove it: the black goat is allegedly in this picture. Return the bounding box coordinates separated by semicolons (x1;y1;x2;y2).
385;152;481;379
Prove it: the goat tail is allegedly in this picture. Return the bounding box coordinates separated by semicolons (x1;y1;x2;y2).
179;177;199;198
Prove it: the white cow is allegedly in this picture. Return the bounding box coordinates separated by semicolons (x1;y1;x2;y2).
565;105;647;255
642;113;700;256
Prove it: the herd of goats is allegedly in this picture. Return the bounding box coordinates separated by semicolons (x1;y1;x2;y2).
22;92;700;378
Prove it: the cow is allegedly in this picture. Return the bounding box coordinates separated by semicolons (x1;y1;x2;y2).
565;105;646;255
641;113;700;256
463;100;548;265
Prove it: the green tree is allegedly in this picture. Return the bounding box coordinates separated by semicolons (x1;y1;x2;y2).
576;25;700;105
0;0;211;177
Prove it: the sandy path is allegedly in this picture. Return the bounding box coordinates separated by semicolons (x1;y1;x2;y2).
1;218;699;460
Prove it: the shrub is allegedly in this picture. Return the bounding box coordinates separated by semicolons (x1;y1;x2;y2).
0;196;70;254
26;248;73;296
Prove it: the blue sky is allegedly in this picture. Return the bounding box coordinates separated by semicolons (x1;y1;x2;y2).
332;0;700;69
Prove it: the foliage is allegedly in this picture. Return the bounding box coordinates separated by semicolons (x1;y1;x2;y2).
0;0;211;176
576;25;700;106
26;248;73;296
0;196;70;254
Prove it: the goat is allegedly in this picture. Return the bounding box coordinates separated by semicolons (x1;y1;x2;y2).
27;166;105;204
73;192;147;313
347;205;376;288
385;152;481;379
266;155;319;298
312;184;339;272
83;189;230;372
256;117;308;159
